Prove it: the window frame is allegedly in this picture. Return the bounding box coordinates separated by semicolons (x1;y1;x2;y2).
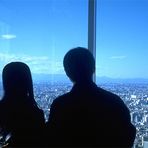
88;0;97;81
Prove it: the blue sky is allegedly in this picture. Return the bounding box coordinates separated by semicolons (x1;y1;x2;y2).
0;0;147;78
97;0;148;78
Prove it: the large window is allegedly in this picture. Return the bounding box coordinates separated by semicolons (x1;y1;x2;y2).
0;0;88;119
0;0;148;147
96;0;148;147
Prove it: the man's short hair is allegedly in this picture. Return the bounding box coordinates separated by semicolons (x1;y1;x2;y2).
63;47;95;82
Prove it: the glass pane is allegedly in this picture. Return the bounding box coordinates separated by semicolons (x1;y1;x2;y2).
96;0;148;147
0;0;88;120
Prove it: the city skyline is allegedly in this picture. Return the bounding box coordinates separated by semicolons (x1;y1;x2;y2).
0;80;147;147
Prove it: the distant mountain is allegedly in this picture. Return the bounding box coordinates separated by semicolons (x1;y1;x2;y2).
96;76;148;84
32;74;148;84
0;73;148;84
32;74;70;83
33;74;148;83
0;73;70;83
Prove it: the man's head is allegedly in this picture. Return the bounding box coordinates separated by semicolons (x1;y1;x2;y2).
63;47;95;83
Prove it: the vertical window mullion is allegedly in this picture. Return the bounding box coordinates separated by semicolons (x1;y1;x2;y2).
88;0;97;81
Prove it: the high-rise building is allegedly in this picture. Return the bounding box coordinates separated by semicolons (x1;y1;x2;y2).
143;136;148;148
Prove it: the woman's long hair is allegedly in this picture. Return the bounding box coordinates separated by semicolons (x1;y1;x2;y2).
2;62;37;107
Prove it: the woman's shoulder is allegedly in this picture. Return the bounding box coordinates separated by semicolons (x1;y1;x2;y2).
29;105;44;119
0;99;10;123
35;107;44;116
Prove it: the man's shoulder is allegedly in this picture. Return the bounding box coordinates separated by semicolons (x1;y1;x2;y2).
0;99;7;112
96;86;127;108
96;86;120;100
51;92;71;107
53;86;126;108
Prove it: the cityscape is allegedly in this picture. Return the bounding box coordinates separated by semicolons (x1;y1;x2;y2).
0;80;148;148
0;0;148;147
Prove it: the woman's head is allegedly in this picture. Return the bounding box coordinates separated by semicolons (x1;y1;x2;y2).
2;62;34;99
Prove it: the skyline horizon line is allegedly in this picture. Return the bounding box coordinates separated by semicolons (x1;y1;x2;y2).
30;73;148;79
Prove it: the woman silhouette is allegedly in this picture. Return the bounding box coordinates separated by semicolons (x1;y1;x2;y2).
0;62;45;146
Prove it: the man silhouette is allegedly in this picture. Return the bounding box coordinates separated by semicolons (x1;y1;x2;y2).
47;47;136;147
